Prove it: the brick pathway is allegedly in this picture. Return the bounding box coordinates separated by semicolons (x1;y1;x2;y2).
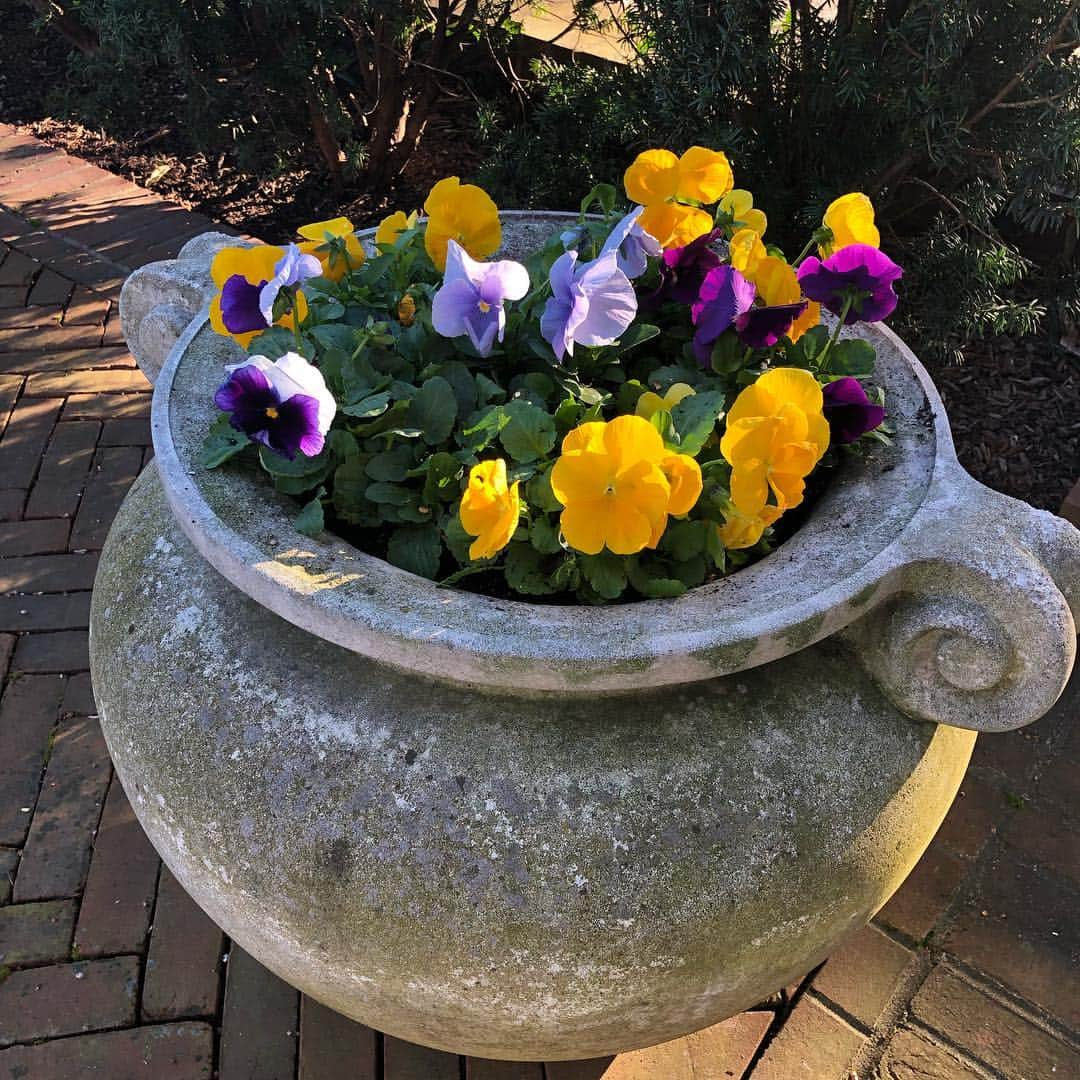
0;120;1077;1079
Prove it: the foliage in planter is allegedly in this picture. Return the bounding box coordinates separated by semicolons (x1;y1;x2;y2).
477;0;1080;362
30;0;533;191
201;154;895;602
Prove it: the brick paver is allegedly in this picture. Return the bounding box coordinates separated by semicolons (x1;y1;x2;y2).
0;119;1076;1078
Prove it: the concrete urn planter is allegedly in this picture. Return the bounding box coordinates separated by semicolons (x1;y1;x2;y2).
94;215;1080;1061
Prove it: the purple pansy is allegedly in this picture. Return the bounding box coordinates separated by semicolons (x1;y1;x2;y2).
599;207;662;279
644;228;723;308
734;301;809;350
822;376;886;443
258;243;322;325
690;265;756;365
540;249;637;362
219;275;269;335
797;244;903;324
214;352;336;459
431;239;530;356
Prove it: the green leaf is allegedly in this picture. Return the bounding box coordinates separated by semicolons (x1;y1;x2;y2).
581;182;617;216
615;323;660;355
341;390;391;419
553;397;584;436
785;324;830;368
709;331;746;376
294;492;325;537
459;405;510;452
499;400;557;463
648;363;700;389
825;338;876;376
365;482;413;505
475;373;506;406
366;445;415;482
437;361;478;416
705;526;727;571
351;398;411;437
504;543;558;595
529;515;563;554
579;552;627;600
423;451;465;504
671;554;706;588
525;466;562;512
387;526;443;579
662;519;708;561
248;326;297;356
407;376;458;445
670;390;726;456
311;323;358;353
443;514;474;564
332;457;380;526
200;414;249;468
627;557;688;598
257;442;333;479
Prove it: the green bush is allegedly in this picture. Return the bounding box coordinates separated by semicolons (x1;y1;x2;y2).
480;1;1080;361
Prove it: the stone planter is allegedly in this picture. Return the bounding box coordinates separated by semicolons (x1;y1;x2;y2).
93;215;1079;1061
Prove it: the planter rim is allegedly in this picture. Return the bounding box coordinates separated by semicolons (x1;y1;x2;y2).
151;210;957;694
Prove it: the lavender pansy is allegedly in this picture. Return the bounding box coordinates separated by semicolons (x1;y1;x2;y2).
734;301;808;350
690;265;756;365
540;250;637;362
599;207;662;279
258;243;322;325
797;243;903;324
822;376;886;443
214;352;336;459
431;239;530;357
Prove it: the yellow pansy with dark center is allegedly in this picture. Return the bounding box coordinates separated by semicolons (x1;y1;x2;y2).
551;415;702;556
423;177;501;272
459;459;521;560
720;368;830;519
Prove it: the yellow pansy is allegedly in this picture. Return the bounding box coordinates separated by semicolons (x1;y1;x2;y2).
297;217;365;282
375;209;419;247
718;504;783;550
746;255;821;343
423;177;501;272
550;415;701;555
397;294;417;327
637;201;714;249
720;368;830;517
459;459;521;560
719;189;767;237
624;146;734;206
635;382;696;421
208;244;309;348
820;192;880;257
729;228;767;276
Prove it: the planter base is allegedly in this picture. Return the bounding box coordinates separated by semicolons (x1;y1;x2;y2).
92;464;975;1060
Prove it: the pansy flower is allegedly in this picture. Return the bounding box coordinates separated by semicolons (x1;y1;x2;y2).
728;227;767;277
374;209;419;247
734;302;809;350
209;245;310;348
297;217;365;282
797;244;903;324
643;229;722;308
540;250;637;362
624;146;733;248
718;189;767;238
822;377;886;443
635;382;695;421
214;352;336;460
423;177;501;272
690;265;756;365
550;415;701;556
258;243;322;325
431;239;530;357
718;503;783;550
747;255;820;343
459;459;522;560
599;207;663;279
820;193;880;257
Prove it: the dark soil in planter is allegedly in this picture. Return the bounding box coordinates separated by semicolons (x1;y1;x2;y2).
4;17;1076;513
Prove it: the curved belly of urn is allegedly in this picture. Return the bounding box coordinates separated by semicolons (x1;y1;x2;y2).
92;464;976;1060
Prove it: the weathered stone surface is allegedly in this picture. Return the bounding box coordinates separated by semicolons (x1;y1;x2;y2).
92;466;978;1059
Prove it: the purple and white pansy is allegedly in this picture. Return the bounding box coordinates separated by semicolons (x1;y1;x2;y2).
431;239;530;357
214;352;336;460
258;243;322;325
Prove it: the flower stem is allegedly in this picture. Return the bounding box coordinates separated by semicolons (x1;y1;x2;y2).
791;237;816;266
818;294;854;368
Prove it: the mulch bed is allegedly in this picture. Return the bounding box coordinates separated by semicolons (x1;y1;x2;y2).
4;14;1076;512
